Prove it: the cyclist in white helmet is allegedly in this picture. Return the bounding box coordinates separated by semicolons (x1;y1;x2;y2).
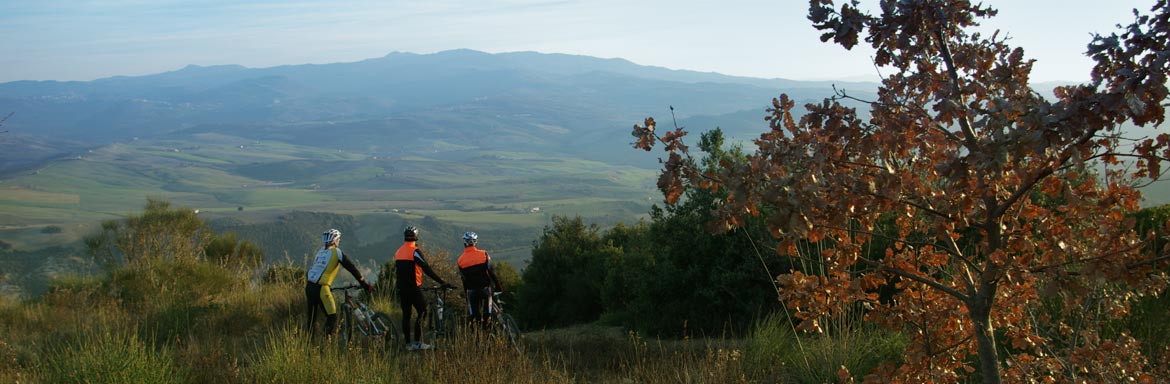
306;228;373;338
457;231;503;332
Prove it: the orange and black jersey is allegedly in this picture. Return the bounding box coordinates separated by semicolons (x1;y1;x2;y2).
394;241;446;288
457;246;501;291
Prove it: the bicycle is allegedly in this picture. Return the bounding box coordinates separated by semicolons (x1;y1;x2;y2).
421;285;458;342
332;284;400;352
489;291;521;352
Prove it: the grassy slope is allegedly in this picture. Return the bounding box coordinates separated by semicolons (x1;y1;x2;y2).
0;132;656;269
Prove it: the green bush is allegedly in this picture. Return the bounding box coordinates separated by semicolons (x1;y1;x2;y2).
204;232;265;269
748;314;907;383
39;330;183;383
515;216;609;328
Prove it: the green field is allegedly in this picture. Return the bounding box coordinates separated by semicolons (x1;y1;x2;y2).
0;132;659;268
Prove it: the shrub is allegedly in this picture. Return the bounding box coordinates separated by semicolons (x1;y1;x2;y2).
263;263;305;286
39;330;182;383
748;314;907;383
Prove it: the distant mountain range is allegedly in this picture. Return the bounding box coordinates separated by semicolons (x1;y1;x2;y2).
0;49;876;175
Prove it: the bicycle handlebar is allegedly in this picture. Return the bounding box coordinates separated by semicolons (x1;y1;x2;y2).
330;284;363;291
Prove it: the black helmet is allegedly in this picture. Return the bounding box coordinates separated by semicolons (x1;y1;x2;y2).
404;225;419;241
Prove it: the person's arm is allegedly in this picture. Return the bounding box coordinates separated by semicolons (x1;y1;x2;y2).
340;251;373;290
485;254;503;292
414;250;451;287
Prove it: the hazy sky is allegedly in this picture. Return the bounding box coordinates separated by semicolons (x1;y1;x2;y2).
0;0;1153;84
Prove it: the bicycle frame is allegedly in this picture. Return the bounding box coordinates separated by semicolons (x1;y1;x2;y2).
332;284;400;351
489;291;521;351
421;286;456;339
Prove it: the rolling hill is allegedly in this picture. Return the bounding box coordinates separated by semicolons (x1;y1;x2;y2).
3;49;1163;298
1;50;876;298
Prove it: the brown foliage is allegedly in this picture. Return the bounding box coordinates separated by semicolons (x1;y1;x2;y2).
633;1;1170;383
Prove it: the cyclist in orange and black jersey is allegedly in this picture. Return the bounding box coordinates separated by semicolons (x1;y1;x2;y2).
306;229;373;338
456;231;503;331
395;225;453;351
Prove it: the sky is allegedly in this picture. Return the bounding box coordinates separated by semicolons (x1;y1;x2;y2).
0;0;1155;84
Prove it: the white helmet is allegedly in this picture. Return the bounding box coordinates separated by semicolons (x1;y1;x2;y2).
322;229;341;244
463;231;478;247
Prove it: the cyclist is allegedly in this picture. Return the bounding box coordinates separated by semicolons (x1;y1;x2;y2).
306;228;374;338
395;225;454;351
456;231;503;332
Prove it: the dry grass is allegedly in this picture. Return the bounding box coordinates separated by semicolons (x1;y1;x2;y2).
0;258;903;383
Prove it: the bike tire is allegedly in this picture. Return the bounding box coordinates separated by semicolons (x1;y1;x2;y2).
425;306;442;340
338;303;356;347
371;312;400;351
500;313;521;350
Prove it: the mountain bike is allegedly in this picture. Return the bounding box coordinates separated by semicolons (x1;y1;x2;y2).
421;285;458;342
332;284;399;352
489;291;522;352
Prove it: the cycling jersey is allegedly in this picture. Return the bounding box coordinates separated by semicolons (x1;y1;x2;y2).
307;246;362;286
394;241;444;288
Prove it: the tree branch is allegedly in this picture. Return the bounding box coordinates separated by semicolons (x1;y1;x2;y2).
856;256;972;302
933;28;980;152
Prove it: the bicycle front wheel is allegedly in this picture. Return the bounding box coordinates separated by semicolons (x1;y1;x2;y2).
499;313;521;350
371;312;400;351
338;303;356;347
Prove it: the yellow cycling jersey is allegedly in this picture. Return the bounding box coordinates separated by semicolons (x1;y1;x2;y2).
306;246;345;286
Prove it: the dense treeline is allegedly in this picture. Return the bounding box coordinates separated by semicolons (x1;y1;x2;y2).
513;128;1170;365
515;129;790;336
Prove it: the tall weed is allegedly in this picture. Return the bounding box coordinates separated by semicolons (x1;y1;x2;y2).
749;314;907;383
39;329;182;383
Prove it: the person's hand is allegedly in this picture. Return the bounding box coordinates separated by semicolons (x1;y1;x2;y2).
361;280;374;292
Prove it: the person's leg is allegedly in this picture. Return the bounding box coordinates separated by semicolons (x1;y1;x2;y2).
479;288;493;331
321;286;339;336
411;293;426;343
305;282;321;335
398;288;414;345
468;288;489;331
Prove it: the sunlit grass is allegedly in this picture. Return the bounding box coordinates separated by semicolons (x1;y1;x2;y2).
0;255;910;383
38;329;183;383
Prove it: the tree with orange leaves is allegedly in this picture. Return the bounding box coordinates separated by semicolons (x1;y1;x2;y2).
633;1;1170;382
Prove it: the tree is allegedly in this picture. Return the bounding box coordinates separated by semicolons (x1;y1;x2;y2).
633;1;1170;382
617;129;786;336
85;198;211;270
514;216;610;328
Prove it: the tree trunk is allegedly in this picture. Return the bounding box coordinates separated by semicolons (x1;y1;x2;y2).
970;302;1002;384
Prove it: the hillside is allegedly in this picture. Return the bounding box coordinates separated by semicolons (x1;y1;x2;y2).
0;50;874;279
2;49;1165;299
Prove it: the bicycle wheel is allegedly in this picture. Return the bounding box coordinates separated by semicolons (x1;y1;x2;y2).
371;312;400;351
499;313;521;350
352;311;374;337
425;306;443;340
338;303;356;347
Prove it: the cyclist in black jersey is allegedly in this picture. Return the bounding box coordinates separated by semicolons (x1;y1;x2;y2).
394;225;454;351
306;229;373;338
